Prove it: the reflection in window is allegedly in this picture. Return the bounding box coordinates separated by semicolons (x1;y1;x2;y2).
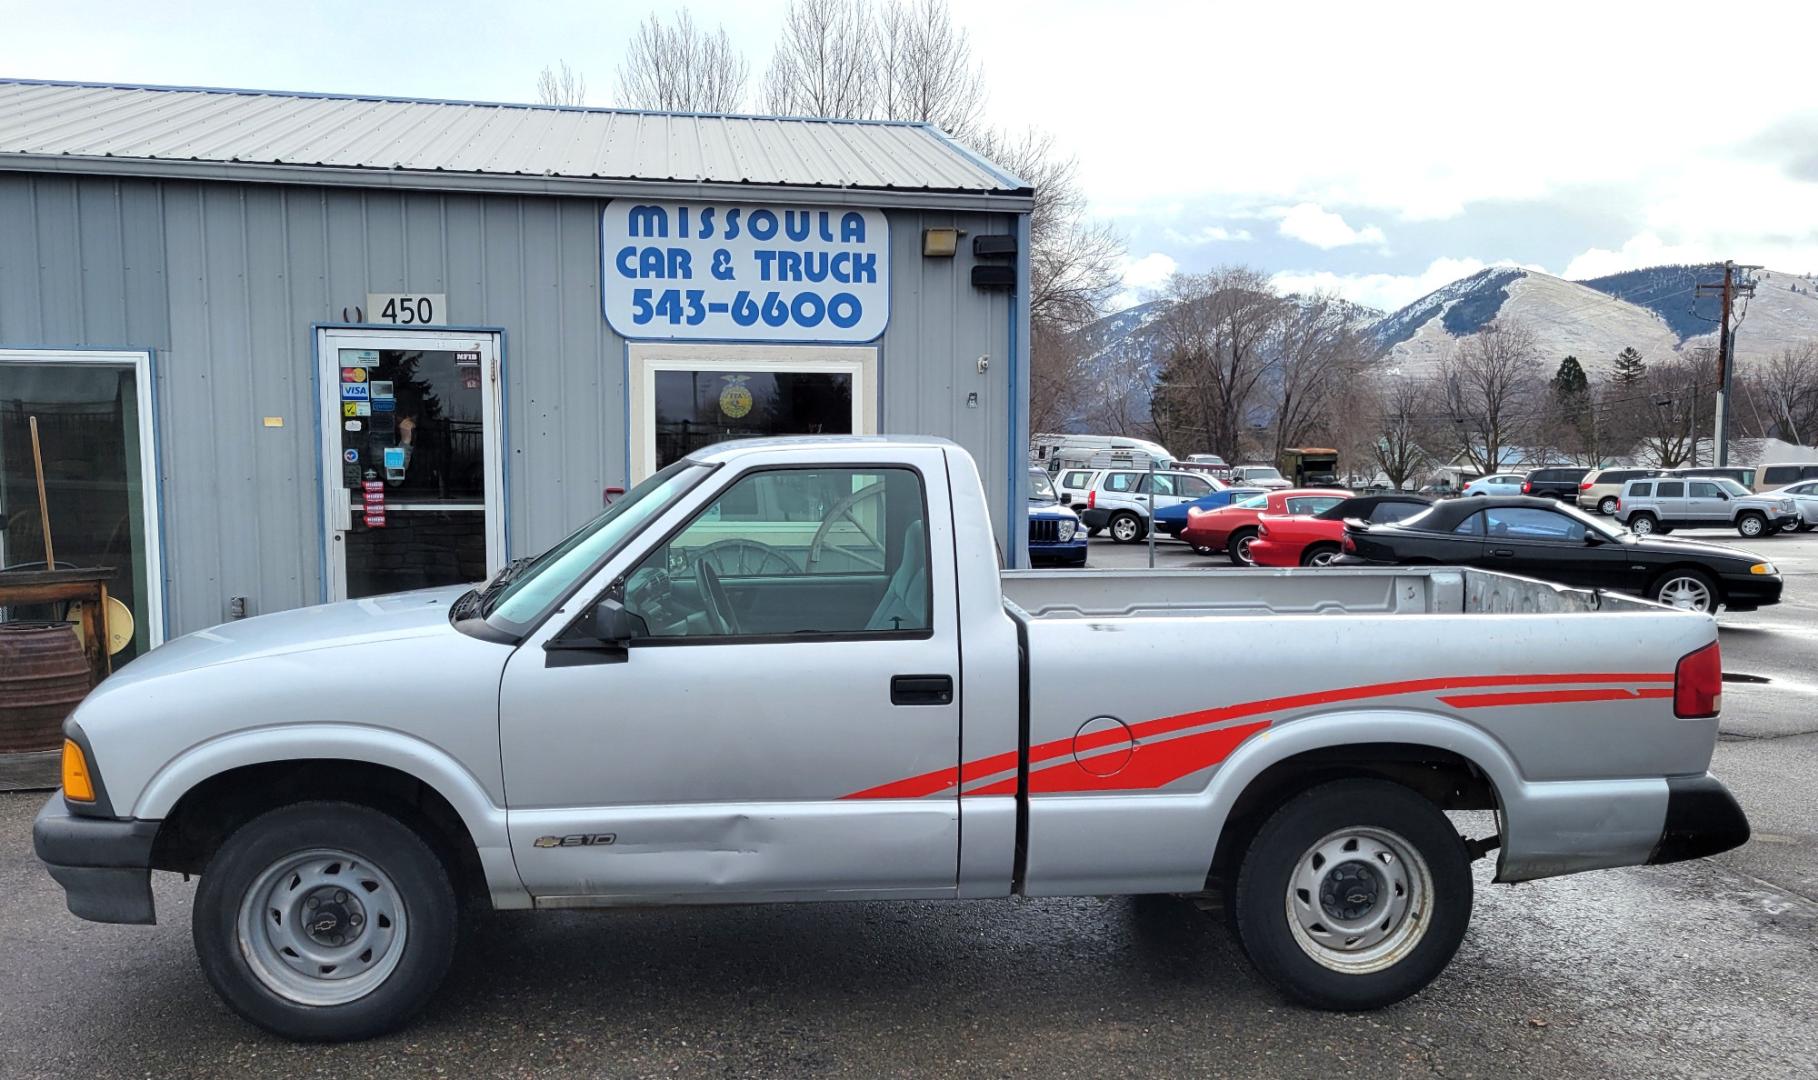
1483;507;1585;541
653;370;852;470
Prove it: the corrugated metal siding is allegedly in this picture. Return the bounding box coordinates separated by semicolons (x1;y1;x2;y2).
0;172;1018;635
0;81;1023;194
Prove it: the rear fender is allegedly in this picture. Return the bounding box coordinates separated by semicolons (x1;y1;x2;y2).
134;724;528;908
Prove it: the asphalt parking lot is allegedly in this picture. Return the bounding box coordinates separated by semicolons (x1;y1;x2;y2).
3;528;1815;1078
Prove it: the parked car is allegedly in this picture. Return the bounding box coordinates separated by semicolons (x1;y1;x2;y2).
1673;466;1757;490
1078;467;1222;543
1152;487;1268;550
1181;487;1349;565
1521;467;1590;501
1341;495;1782;613
1250;493;1434;568
1027;468;1087;567
35;436;1748;1040
1228;464;1292;490
1615;477;1799;538
1461;473;1527;497
1754;462;1818;493
1054;466;1100;519
1764;480;1818;531
1577;467;1661;515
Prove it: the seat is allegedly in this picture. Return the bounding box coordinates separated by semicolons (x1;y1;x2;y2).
865;520;928;631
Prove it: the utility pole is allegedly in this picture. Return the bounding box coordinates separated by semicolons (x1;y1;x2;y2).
1696;261;1760;466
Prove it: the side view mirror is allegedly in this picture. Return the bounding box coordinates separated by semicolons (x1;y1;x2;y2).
1584;532;1607;546
545;596;646;666
588;596;646;643
1717;492;1730;501
1060;492;1073;505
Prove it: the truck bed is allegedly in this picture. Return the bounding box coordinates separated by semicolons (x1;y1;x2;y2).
1001;565;1660;620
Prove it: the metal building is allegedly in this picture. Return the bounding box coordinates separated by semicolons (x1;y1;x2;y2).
0;80;1033;658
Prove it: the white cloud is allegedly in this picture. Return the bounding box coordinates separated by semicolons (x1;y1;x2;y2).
1270;256;1497;313
1561;232;1717;281
1108;252;1179;310
1163;224;1254;245
1271;203;1387;250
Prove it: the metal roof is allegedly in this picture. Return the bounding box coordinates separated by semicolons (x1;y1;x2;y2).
0;80;1030;206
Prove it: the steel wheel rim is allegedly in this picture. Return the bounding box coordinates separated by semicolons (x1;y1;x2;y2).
1285;826;1432;974
1599;498;1617;514
1235;535;1256;564
1631;517;1654;535
1307;549;1337;567
1113;517;1137;541
236;847;409;1006
1657;575;1713;612
1739;517;1762;536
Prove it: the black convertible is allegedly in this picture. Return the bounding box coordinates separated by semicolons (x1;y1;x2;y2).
1340;495;1783;613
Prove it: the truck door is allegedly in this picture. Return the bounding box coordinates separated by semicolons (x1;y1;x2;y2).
498;453;962;903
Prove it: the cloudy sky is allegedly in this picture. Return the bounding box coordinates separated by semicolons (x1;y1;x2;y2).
8;0;1818;314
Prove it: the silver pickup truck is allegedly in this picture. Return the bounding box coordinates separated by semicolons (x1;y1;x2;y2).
35;436;1748;1041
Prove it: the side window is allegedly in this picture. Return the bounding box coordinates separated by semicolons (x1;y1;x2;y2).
1286;496;1343;515
1763;466;1796;486
1179;475;1213;497
1148;474;1179;497
1655;481;1683;498
1453;512;1485;537
1105;472;1138;493
1064;471;1092;489
1804;466;1818;481
1629;482;1653;497
621;467;931;639
1689;482;1720;499
1369;501;1424;523
1484;507;1585;541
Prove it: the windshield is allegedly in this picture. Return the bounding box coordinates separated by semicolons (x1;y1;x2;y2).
1237;493;1269;509
1716;479;1750;497
482;461;710;635
1028;470;1058;500
1244;467;1283;481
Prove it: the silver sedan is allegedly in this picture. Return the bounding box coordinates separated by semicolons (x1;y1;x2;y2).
1766;481;1818;531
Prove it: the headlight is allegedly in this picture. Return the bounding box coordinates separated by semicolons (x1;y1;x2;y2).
1750;562;1778;576
1780;500;1795;512
1057;519;1077;542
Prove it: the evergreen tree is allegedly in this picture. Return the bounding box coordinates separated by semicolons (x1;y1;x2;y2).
1551;355;1595;462
1551;355;1589;398
1613;346;1645;387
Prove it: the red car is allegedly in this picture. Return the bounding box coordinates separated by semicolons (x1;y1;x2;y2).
1180;488;1351;565
1250;493;1434;567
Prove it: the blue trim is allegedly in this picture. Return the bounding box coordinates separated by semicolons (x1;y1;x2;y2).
622;340;634;484
307;330;328;605
496;327;512;560
0;77;954;131
1006;213;1032;569
596;203;894;346
0;344;170;643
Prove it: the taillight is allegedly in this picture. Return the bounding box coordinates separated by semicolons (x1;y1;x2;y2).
1087;490;1096;509
1613;498;1621;511
1579;481;1594;490
1674;642;1721;719
1342;533;1357;553
1521;481;1532;494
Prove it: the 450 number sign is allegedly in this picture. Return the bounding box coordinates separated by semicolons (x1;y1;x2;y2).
365;293;446;326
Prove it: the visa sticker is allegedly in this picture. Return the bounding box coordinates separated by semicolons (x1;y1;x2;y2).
342;383;370;400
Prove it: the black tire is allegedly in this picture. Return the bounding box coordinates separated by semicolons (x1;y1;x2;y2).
1191;544;1218;556
1232;779;1473;1011
1736;512;1767;538
1627;512;1657;536
1227;528;1260;566
1300;543;1342;567
193;801;458;1041
1109;511;1145;544
1087;527;1103;538
1597;496;1619;515
1764;525;1782;537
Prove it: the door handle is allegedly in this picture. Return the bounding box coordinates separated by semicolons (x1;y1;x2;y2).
891;674;953;706
1491;548;1514;557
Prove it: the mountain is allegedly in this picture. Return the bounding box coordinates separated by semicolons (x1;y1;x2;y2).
1372;264;1818;377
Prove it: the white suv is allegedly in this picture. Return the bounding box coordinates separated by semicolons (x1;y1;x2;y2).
1078;468;1222;542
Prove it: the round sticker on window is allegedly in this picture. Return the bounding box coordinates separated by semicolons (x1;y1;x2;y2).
719;376;753;419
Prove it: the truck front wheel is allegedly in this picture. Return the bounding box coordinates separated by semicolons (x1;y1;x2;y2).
1232;779;1472;1011
193;801;458;1041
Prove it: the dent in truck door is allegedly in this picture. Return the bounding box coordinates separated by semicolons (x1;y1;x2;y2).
498;453;963;902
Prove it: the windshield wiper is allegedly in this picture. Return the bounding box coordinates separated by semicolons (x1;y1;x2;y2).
475;556;539;618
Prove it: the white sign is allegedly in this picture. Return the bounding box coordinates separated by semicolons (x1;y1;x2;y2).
601;201;889;342
366;294;446;325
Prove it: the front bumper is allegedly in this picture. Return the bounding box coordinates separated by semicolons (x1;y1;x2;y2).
1718;571;1784;610
1029;540;1088;567
33;795;159;924
1647;774;1750;865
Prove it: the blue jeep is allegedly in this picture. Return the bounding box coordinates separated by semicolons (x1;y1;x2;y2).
1028;468;1087;567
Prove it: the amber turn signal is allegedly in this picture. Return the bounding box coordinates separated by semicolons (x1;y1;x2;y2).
61;739;95;802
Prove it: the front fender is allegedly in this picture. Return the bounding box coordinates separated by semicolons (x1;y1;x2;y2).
135;724;529;908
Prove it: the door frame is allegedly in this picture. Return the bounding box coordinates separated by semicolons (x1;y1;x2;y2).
314;327;507;602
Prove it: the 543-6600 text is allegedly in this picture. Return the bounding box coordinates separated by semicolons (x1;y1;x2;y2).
630;288;864;331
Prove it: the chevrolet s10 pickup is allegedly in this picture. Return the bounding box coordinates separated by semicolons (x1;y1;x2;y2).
35;436;1749;1041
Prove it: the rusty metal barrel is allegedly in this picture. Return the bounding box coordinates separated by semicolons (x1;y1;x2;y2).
0;622;93;753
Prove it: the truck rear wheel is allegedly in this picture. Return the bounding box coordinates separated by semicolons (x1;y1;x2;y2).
1232;779;1472;1011
193;801;457;1041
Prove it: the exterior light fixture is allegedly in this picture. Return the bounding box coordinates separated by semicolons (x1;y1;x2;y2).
922;228;960;257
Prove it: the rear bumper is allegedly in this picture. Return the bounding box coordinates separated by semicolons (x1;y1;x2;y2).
33;795;159;925
1079;508;1110;529
1248;539;1298;567
1648;774;1750;865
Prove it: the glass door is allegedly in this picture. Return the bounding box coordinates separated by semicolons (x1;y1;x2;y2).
317;329;504;601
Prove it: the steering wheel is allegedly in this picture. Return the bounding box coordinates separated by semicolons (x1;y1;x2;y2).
694;560;740;635
694;537;800;576
807;481;889;571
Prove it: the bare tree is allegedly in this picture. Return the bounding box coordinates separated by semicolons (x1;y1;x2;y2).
1372;375;1435;491
1268;294;1367;463
1150;267;1284;462
1635;353;1717;468
615;9;749;112
536;61;588;106
875;0;986;136
1744;343;1818;445
1027;319;1084;435
1437;319;1542;476
762;0;878;118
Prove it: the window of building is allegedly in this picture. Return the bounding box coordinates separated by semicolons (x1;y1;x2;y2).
0;350;163;662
